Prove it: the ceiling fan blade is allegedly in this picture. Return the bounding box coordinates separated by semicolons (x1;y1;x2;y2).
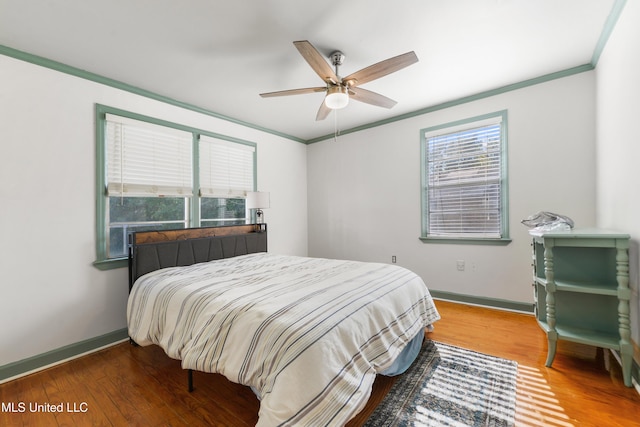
293;40;339;84
342;51;418;87
350;87;397;109
260;87;326;97
315;100;331;121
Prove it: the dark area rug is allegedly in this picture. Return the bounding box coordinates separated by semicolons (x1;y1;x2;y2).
364;340;518;427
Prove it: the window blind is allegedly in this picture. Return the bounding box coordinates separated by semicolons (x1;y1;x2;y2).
199;135;255;197
105;114;193;197
425;117;503;238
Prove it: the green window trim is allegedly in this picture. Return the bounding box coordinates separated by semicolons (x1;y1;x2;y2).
94;104;258;269
420;110;510;244
419;236;512;245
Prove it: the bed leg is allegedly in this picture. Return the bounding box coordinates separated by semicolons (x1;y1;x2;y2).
188;369;194;392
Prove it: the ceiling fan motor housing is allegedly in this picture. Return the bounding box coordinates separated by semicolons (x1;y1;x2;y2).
330;51;345;67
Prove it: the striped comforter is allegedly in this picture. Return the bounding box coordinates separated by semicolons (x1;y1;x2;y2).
127;253;440;426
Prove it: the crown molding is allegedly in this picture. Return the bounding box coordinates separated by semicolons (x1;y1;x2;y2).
0;44;306;144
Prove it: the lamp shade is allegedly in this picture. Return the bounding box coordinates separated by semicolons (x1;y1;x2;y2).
246;191;270;209
324;86;349;109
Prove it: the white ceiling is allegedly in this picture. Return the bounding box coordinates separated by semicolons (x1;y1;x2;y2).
0;0;616;141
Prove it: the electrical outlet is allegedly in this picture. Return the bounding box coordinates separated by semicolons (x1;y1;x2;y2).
392;255;397;264
456;260;465;271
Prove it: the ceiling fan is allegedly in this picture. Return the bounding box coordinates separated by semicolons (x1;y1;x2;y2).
260;40;419;121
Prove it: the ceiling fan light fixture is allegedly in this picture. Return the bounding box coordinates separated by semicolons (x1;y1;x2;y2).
324;86;349;109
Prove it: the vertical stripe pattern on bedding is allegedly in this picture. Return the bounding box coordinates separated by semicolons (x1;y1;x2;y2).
127;253;440;426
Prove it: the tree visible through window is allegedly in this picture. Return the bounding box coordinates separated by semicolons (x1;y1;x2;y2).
200;197;247;227
421;111;508;241
108;196;188;258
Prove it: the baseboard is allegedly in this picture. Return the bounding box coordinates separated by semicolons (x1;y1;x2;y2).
430;290;534;313
0;328;129;384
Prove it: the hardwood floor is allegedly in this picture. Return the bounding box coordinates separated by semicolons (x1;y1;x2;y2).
1;299;638;426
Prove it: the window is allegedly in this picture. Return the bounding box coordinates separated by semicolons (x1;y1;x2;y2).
199;135;256;227
420;111;509;243
95;105;256;266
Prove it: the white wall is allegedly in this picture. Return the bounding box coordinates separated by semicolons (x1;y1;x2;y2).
308;71;597;303
0;55;307;366
595;0;640;347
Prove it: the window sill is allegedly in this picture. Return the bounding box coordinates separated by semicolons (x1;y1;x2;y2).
419;236;512;246
93;257;128;270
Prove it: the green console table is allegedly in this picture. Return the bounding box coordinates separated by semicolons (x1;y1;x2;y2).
530;228;632;387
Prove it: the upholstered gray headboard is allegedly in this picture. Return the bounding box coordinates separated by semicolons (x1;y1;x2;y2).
128;224;267;291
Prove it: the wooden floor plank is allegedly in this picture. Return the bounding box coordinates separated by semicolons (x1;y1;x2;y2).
1;300;638;426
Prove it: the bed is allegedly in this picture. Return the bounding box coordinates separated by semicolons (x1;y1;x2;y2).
127;224;440;426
